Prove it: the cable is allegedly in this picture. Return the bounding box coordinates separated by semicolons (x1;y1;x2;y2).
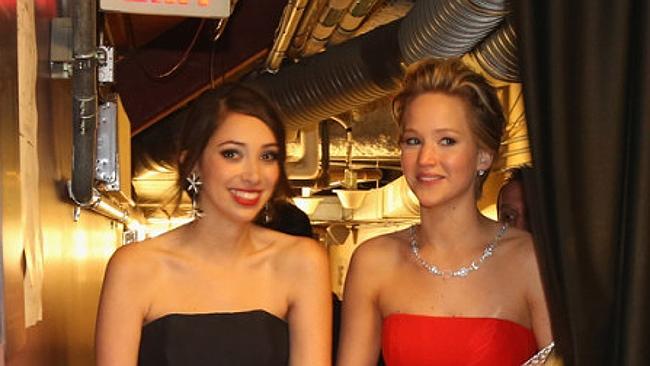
135;19;206;81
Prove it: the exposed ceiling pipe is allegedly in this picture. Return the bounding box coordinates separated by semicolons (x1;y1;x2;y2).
286;126;321;179
254;0;509;131
302;0;355;56
398;0;507;63
69;184;141;230
70;0;98;205
329;0;382;46
471;19;519;82
265;0;309;73
252;20;402;130
288;0;328;58
316;120;331;187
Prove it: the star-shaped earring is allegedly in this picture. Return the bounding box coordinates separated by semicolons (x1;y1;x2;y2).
186;172;203;196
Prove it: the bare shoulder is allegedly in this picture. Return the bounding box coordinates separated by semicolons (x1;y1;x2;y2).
104;230;182;289
264;229;328;273
351;228;409;267
495;227;544;289
498;227;537;263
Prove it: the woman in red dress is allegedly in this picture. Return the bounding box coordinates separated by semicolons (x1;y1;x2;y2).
337;59;553;366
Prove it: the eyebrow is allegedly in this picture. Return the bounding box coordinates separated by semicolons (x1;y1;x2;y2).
216;140;279;149
402;127;461;134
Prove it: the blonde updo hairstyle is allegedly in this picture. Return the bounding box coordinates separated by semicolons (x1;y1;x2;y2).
392;58;506;198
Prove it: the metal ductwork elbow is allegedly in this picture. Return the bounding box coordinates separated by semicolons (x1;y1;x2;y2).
398;0;508;64
254;0;511;132
254;20;403;130
471;19;519;82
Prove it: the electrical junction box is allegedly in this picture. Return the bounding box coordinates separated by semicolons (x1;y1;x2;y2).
95;96;134;206
100;0;230;18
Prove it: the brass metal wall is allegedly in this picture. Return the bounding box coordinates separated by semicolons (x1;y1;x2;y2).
1;4;122;366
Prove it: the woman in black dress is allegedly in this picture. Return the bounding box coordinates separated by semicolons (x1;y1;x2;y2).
95;84;332;366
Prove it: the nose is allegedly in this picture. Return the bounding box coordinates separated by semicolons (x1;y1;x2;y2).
417;144;438;166
240;156;261;184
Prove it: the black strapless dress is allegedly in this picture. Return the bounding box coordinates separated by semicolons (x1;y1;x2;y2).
138;310;289;366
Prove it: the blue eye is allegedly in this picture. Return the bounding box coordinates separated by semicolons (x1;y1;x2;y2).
440;137;456;146
220;149;241;160
260;150;279;162
401;137;421;146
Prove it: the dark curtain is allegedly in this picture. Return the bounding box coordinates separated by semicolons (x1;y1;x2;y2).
512;0;650;365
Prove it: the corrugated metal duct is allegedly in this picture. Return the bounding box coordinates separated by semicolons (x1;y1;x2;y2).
471;19;519;82
253;0;509;131
399;0;507;63
254;20;403;130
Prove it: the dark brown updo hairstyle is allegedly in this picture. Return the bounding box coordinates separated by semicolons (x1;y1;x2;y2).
175;83;291;217
392;58;506;198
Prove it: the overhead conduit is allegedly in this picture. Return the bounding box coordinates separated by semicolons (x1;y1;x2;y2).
470;19;519;82
253;0;511;131
254;20;402;131
398;0;507;63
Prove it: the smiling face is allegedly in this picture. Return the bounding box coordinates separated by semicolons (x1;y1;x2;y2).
197;112;280;223
400;92;492;209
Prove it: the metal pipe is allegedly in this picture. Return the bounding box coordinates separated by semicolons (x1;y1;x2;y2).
252;20;402;130
398;0;507;64
471;20;519;82
70;0;97;205
265;0;309;73
254;0;509;131
286;126;320;179
68;183;140;229
302;0;355;56
329;0;381;45
316;120;331;188
288;0;328;58
329;116;353;168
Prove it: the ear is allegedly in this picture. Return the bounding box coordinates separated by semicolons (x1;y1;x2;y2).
477;149;494;171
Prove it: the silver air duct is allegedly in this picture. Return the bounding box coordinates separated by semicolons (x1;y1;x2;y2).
471;20;519;82
255;20;402;130
398;0;507;63
254;0;509;131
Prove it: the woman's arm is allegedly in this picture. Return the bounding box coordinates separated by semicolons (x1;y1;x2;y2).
95;246;151;366
286;238;332;366
337;241;385;366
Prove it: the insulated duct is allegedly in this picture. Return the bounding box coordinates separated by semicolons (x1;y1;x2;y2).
399;0;507;63
254;0;509;131
70;0;98;205
471;20;519;82
254;20;402;130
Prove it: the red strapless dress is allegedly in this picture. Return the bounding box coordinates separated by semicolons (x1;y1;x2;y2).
382;313;537;366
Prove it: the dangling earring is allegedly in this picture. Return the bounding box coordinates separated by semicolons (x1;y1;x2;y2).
264;201;271;224
477;169;487;177
186;172;204;219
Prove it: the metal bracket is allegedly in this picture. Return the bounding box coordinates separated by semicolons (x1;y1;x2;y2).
50;17;115;82
50;17;73;79
97;45;115;83
95;101;120;191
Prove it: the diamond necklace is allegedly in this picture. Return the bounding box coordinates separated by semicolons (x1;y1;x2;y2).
409;222;509;278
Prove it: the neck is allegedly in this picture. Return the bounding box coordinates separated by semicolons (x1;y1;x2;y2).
418;199;492;251
183;214;256;258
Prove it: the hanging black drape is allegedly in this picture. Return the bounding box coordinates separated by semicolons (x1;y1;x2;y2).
512;0;649;365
